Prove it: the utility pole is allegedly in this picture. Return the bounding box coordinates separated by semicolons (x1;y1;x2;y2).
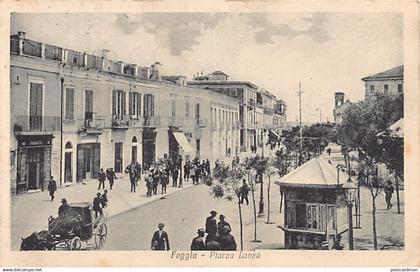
297;82;304;165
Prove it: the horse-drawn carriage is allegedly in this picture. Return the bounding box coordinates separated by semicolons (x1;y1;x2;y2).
21;202;107;251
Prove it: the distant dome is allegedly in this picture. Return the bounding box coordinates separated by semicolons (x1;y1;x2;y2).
211;71;227;75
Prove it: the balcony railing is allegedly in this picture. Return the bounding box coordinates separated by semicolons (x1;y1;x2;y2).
111;115;130;128
143;115;161;127
78;114;106;133
86;54;102;69
22;39;42;57
195;118;206;128
44;44;63;61
14;115;60;133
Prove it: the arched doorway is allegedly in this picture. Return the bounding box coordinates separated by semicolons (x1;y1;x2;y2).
64;141;73;183
131;136;138;164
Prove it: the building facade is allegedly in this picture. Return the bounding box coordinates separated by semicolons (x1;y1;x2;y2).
188;71;287;153
10;32;239;194
362;65;404;100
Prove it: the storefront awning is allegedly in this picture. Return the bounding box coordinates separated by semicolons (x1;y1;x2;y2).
172;132;194;154
268;130;280;141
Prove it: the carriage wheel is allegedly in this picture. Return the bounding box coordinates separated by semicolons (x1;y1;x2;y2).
94;223;107;249
69;237;82;251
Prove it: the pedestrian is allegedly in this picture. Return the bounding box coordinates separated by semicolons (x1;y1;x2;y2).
205;211;218;236
47;176;57;202
332;234;344;250
100;189;108;208
240;180;250;205
98;168;106;190
151;223;170;250
205;159;211;177
190;228;206;250
160;172;168;194
152;170;159;195
217;214;231;235
106;168;117;190
146;173;153;197
191;164;198;185
125;163;137;192
93;193;103;219
58;198;70;217
184;161;190;181
385;180;394;210
218;225;237;251
172;167;179;187
327;147;332;156
205;234;221;250
135;161;142;185
196;163;202;184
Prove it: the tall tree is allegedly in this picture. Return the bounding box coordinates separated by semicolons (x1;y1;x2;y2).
338;92;403;249
211;162;246;250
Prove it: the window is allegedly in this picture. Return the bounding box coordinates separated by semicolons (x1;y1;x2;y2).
129;92;141;117
370;85;375;93
185;101;190;118
10;151;16;168
143;94;155;117
112;90;126;120
307;205;319;229
195;103;200;119
384;84;389;93
85;90;93;121
171;100;176;117
398;84;403;93
65;88;74;120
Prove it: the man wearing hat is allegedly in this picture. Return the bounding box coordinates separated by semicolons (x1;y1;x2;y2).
58;198;70;217
190;228;206;250
217;214;231;235
205;211;218;236
151;223;170;250
218;225;237;251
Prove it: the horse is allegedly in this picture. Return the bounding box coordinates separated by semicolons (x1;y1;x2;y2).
20;230;55;251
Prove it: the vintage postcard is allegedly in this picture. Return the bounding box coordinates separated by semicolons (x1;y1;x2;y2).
0;0;419;267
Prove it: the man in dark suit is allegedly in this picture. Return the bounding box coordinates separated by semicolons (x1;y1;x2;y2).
190;228;206;250
205;211;218;236
151;223;170;250
98;169;106;190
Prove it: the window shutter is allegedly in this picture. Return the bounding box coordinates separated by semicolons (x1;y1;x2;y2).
137;94;141;116
112;90;116;115
122;91;126;115
129;92;133;116
151;94;155;116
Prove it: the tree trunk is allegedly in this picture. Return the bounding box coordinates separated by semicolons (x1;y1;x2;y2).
266;174;271;224
251;190;258;241
395;173;401;214
238;200;244;251
372;194;378;250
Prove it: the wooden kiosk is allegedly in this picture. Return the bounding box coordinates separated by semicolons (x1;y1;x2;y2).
276;158;349;250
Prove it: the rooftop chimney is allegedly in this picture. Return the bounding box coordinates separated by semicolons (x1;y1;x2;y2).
17;31;26;39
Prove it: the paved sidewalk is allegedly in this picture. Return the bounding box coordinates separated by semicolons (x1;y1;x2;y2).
11;173;193;250
321;147;405;250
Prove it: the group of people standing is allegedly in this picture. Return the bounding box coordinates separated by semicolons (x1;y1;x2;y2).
190;210;237;251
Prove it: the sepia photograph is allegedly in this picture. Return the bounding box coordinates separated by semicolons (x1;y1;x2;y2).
1;1;419;267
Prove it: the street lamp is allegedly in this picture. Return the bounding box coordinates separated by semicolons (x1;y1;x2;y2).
342;177;357;250
336;163;346;186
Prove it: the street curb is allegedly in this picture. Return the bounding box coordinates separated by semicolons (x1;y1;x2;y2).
106;184;196;219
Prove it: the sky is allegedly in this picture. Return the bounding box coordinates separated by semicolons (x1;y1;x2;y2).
11;12;403;123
